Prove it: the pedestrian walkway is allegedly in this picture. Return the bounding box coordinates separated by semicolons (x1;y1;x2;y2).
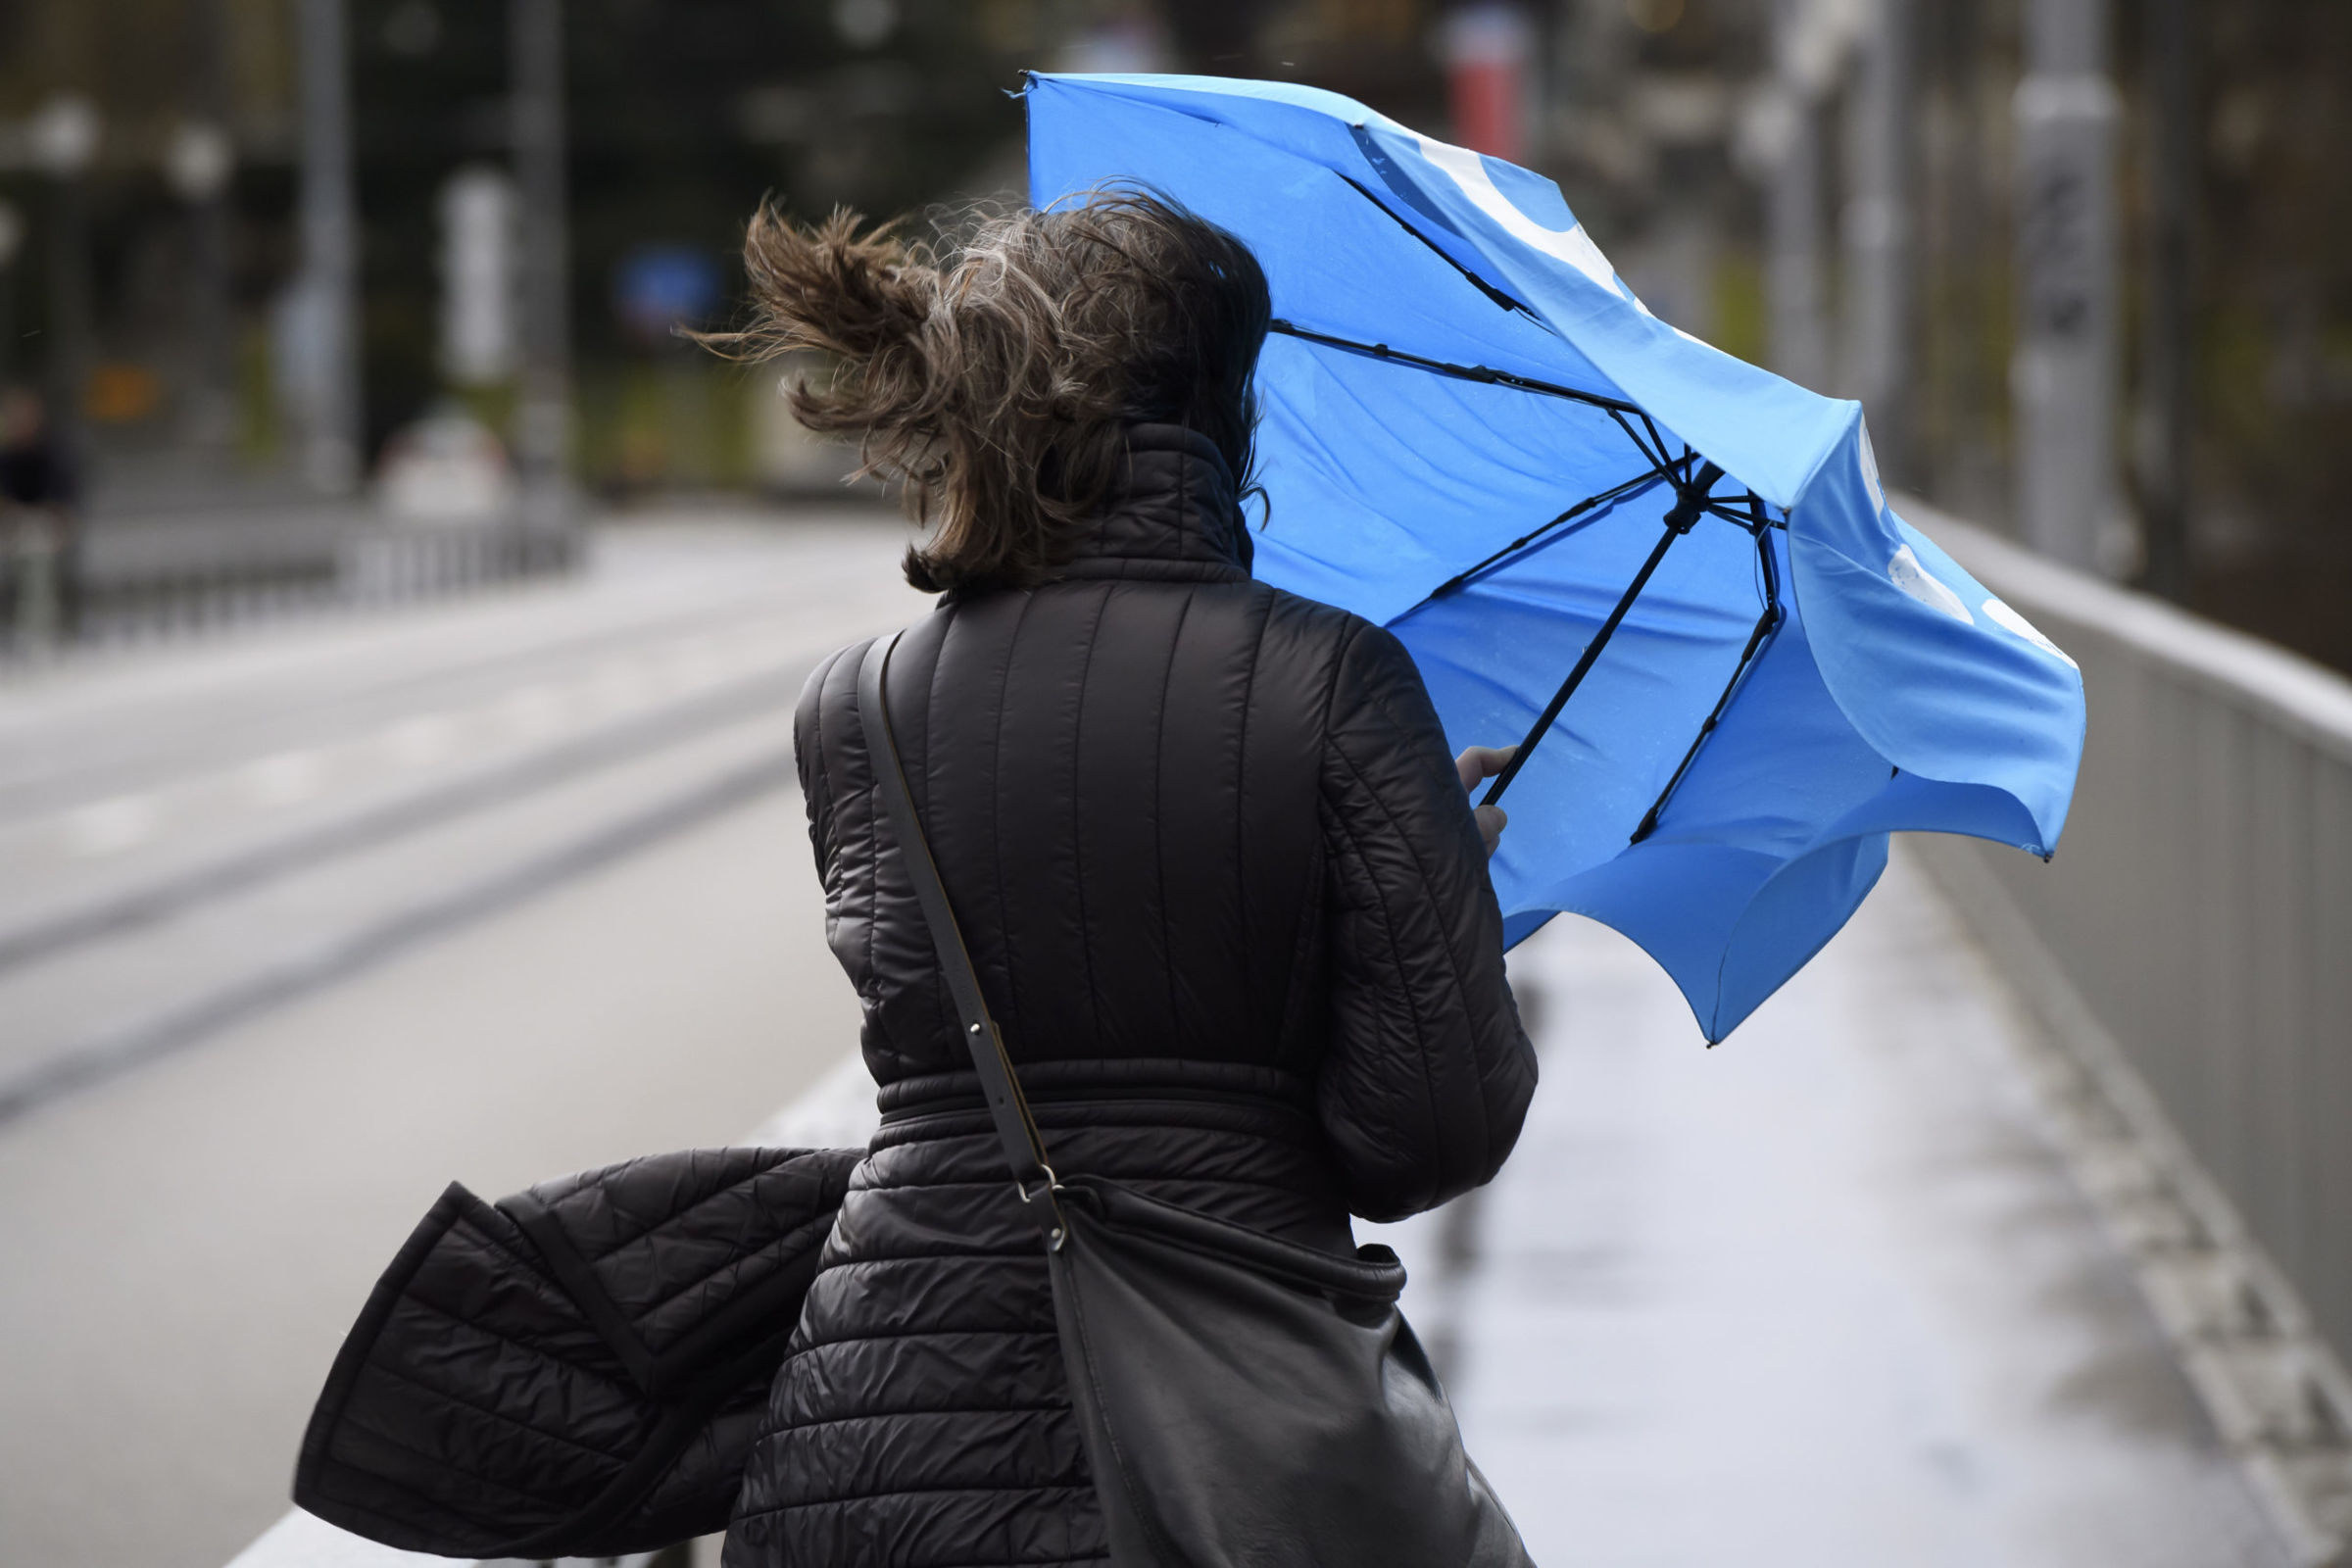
1400;845;2290;1567
233;847;2295;1568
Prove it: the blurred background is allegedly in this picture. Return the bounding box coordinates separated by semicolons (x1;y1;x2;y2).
0;0;2341;659
2;4;2350;1568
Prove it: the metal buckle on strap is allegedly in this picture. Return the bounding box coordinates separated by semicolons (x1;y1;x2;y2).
1016;1167;1068;1250
1016;1165;1060;1203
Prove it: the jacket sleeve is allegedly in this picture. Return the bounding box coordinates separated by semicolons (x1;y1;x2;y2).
794;644;853;885
1315;620;1538;1222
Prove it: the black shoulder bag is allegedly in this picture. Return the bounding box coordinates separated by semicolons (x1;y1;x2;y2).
857;632;1533;1568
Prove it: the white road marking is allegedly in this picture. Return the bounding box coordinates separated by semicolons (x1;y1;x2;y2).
495;683;566;737
379;716;457;769
587;660;654;712
242;751;326;808
67;795;161;857
28;612;816;870
663;632;728;686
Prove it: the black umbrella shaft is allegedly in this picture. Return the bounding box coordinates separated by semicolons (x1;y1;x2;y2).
1482;517;1684;808
1630;600;1780;843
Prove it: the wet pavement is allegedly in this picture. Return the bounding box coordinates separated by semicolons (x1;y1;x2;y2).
1401;848;2291;1567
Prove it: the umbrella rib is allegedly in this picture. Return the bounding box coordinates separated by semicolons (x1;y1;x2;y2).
1266;319;1645;416
1416;465;1674;608
1482;462;1724;807
1637;411;1674;470
1700;499;1776;531
1266;318;1679;477
1267;318;1786;818
1608;409;1671;470
1629;499;1786;844
1332;174;1538;318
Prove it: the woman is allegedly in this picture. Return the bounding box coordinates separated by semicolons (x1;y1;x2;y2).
721;193;1538;1567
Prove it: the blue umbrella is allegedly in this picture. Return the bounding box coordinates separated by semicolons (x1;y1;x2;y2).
1026;74;2086;1042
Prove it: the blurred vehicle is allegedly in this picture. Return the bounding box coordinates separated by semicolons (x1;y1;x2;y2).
374;409;517;524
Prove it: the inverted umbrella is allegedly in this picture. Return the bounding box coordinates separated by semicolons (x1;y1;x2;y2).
1026;74;2086;1041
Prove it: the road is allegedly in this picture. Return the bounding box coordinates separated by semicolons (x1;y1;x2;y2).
0;513;932;1119
0;512;925;1568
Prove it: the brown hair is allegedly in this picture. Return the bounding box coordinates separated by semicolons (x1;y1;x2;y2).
710;190;1269;593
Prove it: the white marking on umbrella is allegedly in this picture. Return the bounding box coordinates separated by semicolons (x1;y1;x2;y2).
1982;597;2080;666
1407;131;1625;296
1857;425;1886;514
1888;545;1973;623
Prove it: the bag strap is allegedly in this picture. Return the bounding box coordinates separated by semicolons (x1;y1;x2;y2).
856;633;1067;1245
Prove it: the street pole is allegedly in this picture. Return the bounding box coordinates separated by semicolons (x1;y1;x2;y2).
2137;0;2194;601
296;0;362;492
2012;0;2123;572
1840;0;1912;482
176;0;238;454
511;0;573;531
42;180;91;451
28;96;99;475
0;202;20;386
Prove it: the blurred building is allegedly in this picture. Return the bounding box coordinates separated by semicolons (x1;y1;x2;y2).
0;0;2346;669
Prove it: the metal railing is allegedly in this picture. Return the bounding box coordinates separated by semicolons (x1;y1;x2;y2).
4;508;578;658
1904;499;2352;1560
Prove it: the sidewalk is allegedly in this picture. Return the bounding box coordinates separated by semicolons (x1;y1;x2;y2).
1410;844;2290;1567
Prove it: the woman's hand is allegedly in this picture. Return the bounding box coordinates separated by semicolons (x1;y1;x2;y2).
1454;745;1517;858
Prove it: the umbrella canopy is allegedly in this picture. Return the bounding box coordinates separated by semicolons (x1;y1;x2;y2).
1026;73;2086;1041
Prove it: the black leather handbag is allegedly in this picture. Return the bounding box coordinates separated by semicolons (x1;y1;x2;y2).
858;633;1533;1567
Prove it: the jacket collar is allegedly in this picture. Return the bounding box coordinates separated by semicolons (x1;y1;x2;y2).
1054;423;1253;583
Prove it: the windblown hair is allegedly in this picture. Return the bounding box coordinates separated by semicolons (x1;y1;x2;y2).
710;190;1270;593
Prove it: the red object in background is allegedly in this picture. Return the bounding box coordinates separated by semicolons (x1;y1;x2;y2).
1444;4;1533;162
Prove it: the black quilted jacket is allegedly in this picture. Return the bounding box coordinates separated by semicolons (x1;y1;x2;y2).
724;423;1538;1568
